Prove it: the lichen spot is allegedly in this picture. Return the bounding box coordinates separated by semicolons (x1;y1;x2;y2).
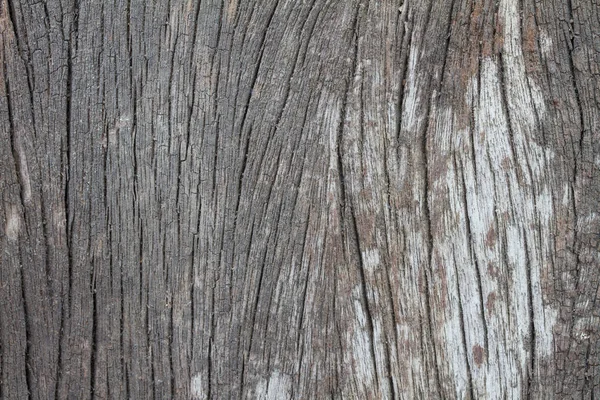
190;374;204;400
5;206;20;242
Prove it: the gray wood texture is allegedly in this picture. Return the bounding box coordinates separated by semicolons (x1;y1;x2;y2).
1;0;599;398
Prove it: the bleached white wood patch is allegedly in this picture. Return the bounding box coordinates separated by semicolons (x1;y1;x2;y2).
362;249;380;273
189;374;204;400
255;370;292;400
5;206;21;242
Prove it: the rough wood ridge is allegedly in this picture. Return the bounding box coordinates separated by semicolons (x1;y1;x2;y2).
1;0;599;398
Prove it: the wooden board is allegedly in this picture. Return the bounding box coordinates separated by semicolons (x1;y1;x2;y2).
1;0;599;398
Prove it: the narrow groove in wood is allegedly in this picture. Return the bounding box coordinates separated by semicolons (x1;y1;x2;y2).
420;67;443;400
454;250;476;400
523;233;536;396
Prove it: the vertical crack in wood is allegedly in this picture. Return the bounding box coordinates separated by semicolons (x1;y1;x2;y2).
238;216;255;397
459;157;490;355
57;0;79;394
121;228;128;399
563;2;587;384
496;53;519;168
349;207;380;390
296;211;311;352
150;341;156;400
90;262;97;397
167;17;179;397
437;0;456;92
395;11;412;145
420;58;443;400
381;210;399;399
19;248;31;400
334;1;386;395
523;233;536;395
207;286;215;400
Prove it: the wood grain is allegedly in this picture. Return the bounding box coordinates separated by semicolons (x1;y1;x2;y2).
1;0;599;398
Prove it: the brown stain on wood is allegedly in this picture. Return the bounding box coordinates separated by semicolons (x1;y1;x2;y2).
486;292;497;313
523;14;537;55
501;156;511;171
473;344;485;367
494;14;504;54
434;252;448;310
486;226;496;248
487;262;497;278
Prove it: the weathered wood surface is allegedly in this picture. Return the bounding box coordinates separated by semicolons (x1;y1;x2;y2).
1;0;599;398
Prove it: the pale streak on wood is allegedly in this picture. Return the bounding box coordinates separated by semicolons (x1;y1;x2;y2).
189;374;204;400
430;110;479;399
538;30;553;59
5;205;20;242
428;0;560;396
428;0;559;395
348;286;377;391
107;115;131;147
226;0;238;23
471;60;522;396
402;48;422;136
499;0;558;358
52;208;67;247
362;249;380;274
460;56;557;398
325;91;381;396
254;370;292;400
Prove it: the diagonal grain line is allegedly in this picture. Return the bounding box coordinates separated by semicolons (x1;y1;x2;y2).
237;0;280;140
187;0;204;74
246;242;270;373
349;206;381;389
420;61;443;400
496;53;519;170
296;0;323;69
458;155;490;354
453;247;476;400
238;216;256;398
296;208;312;349
335;4;384;389
381;212;399;398
437;0;457;91
395;6;412;143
